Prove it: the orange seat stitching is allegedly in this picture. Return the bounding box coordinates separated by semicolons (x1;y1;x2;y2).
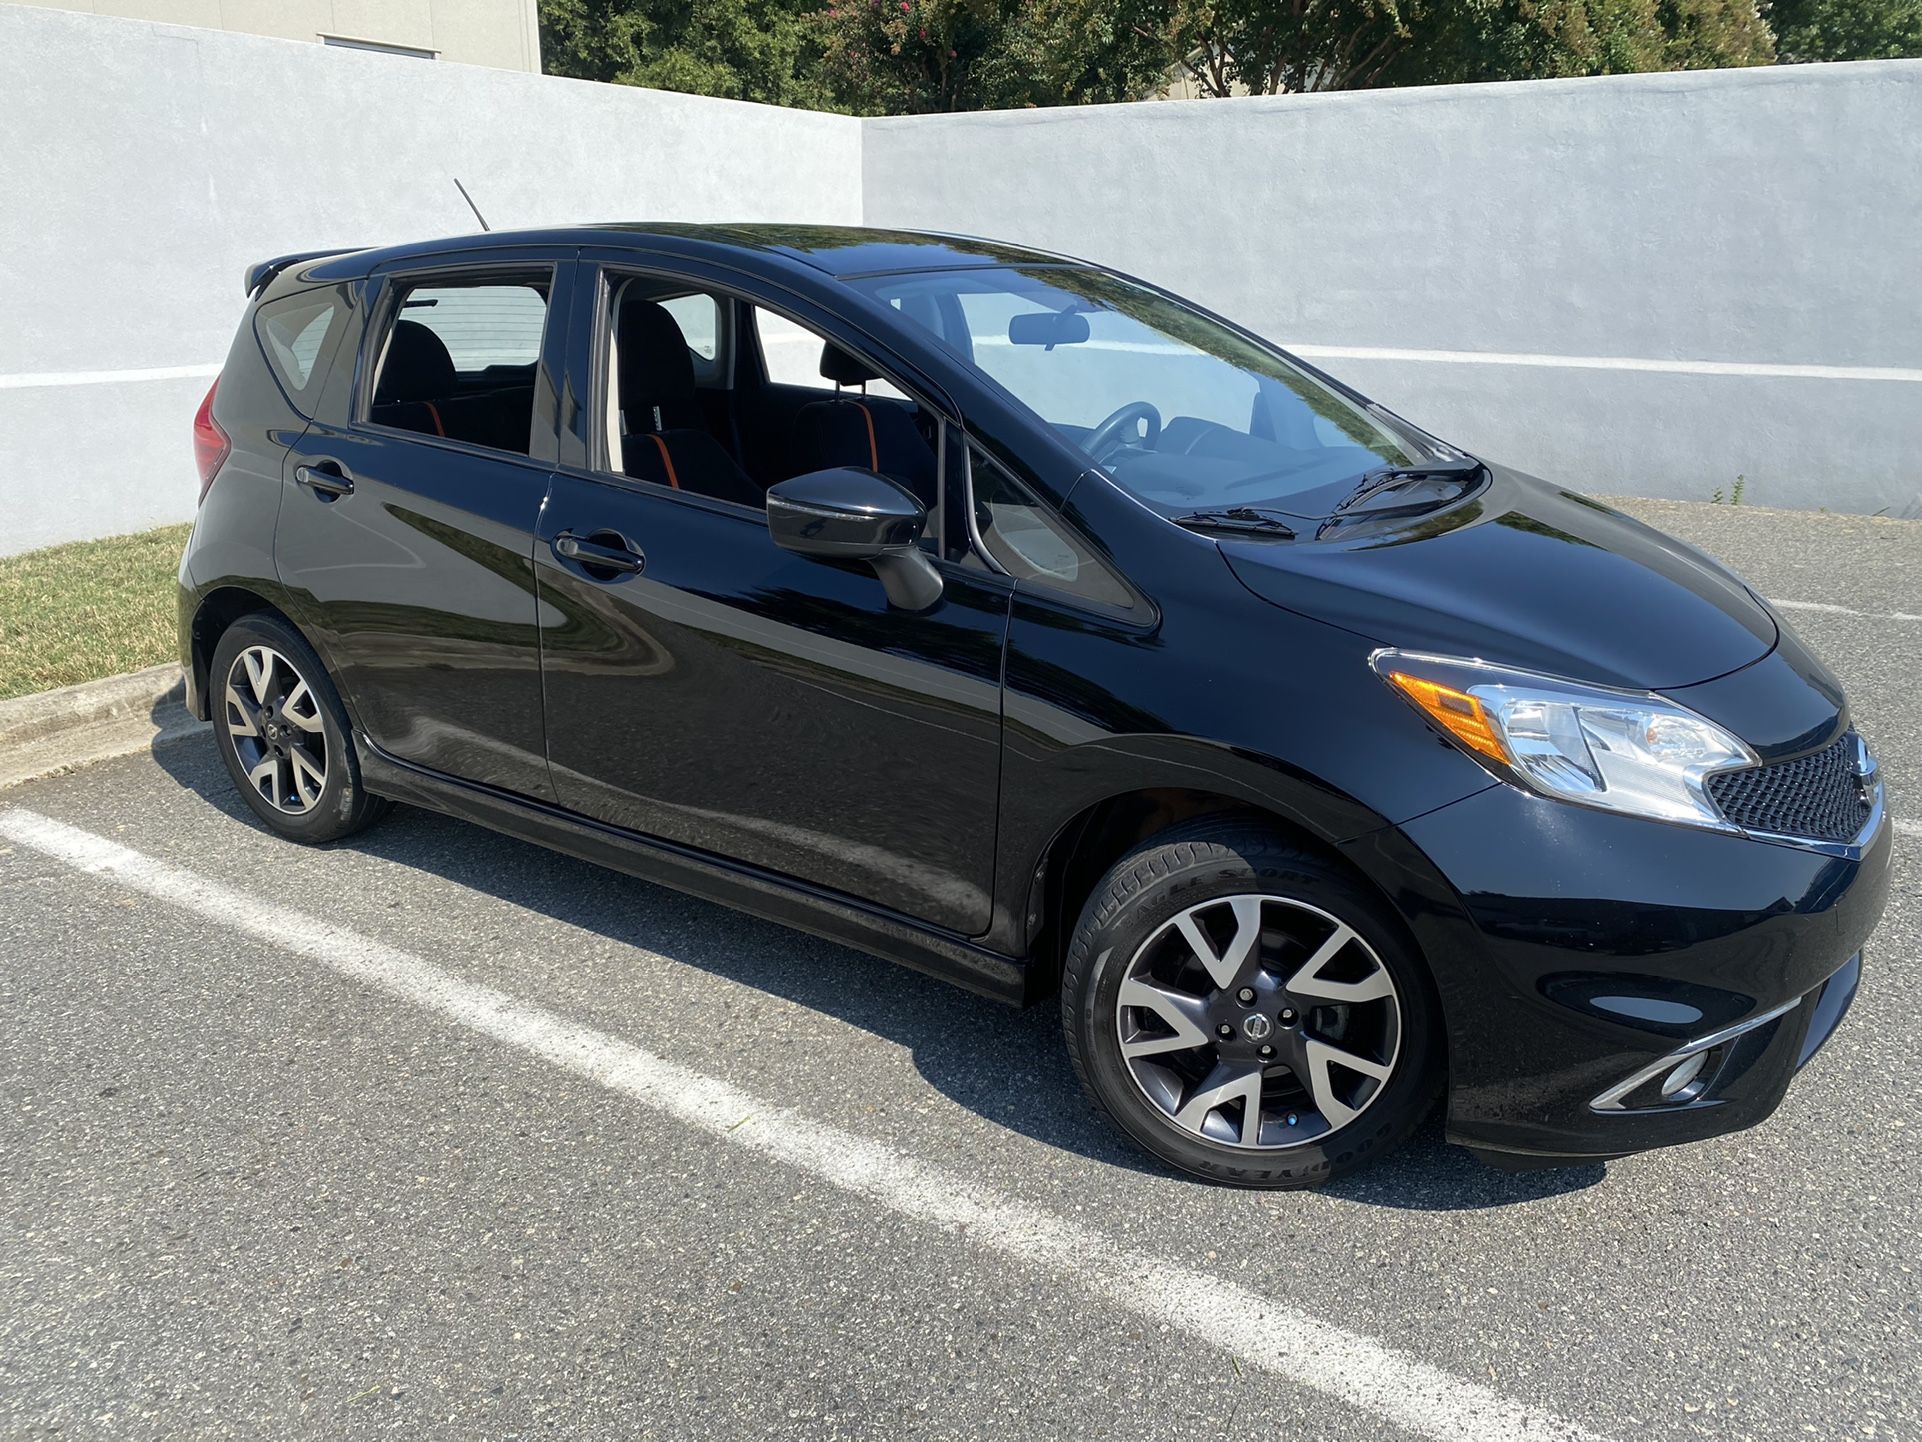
851;402;878;470
648;433;680;489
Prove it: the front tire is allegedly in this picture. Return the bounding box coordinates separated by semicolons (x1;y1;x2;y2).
210;613;389;844
1062;820;1440;1189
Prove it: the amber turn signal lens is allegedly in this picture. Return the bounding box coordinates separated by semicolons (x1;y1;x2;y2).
1386;672;1510;765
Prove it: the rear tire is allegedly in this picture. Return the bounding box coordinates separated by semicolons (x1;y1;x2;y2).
1061;819;1440;1189
209;613;389;844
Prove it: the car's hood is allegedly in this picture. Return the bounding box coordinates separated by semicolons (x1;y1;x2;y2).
1219;466;1777;691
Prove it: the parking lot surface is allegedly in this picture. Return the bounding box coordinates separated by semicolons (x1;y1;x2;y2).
2;499;1917;1441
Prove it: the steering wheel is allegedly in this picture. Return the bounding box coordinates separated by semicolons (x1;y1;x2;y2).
1084;401;1162;464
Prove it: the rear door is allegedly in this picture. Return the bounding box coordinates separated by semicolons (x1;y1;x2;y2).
275;249;573;801
534;253;1012;935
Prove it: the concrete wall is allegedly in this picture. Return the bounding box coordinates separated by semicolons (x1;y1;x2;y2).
2;3;1916;557
7;0;542;70
0;5;861;555
865;63;1922;518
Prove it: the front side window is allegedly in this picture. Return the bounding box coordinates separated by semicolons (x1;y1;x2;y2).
661;292;721;364
852;266;1430;518
754;307;908;401
366;274;550;457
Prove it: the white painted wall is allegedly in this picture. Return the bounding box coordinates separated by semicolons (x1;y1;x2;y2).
864;62;1922;518
2;4;1916;557
0;5;861;555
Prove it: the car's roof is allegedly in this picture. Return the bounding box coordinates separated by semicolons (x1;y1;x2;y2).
293;224;1084;288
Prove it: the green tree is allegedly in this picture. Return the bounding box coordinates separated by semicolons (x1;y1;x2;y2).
1159;0;1772;93
817;0;1176;112
1157;0;1426;94
540;0;832;107
1766;0;1922;58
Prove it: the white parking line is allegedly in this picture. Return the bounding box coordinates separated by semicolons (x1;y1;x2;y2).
0;805;1608;1442
1769;599;1922;623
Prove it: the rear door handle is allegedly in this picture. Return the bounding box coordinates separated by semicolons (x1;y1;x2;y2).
294;463;354;498
554;529;645;576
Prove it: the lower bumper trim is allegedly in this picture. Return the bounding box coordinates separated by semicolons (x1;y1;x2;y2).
1797;952;1861;1068
1588;995;1800;1113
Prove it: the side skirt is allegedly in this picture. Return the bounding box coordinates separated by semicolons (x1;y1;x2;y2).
356;736;1033;1007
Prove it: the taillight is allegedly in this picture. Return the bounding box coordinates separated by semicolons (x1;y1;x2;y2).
193;378;230;505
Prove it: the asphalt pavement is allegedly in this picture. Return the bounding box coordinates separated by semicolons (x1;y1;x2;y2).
2;498;1917;1441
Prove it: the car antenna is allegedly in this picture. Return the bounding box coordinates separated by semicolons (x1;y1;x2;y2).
453;177;491;233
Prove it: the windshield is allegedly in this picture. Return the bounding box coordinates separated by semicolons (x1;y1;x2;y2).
850;265;1431;517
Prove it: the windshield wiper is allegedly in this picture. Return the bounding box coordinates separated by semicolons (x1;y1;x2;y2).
1327;458;1484;519
1170;507;1297;539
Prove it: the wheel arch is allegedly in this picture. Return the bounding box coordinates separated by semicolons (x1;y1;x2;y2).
188;586;307;721
1020;786;1420;1000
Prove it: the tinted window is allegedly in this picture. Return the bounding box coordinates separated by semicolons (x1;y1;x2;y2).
254;292;341;412
367;273;551;457
399;283;547;371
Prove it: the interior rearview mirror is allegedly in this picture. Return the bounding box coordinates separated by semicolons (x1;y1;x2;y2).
1008;310;1090;348
766;468;944;611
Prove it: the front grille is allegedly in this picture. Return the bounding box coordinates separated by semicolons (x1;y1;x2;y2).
1706;732;1870;843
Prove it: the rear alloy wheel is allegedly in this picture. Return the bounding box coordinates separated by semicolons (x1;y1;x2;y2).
1063;821;1439;1188
210;614;389;844
224;644;329;815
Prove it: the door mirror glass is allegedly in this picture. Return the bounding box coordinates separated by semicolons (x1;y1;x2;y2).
766;468;943;611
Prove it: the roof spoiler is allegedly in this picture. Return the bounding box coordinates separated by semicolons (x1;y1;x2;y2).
244;248;358;297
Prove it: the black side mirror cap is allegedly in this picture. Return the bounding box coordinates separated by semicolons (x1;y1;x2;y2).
766;467;944;611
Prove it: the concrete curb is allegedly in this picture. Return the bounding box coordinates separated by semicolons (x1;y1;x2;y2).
0;665;207;790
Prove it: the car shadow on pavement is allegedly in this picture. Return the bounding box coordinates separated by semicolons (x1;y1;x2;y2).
154;740;1606;1212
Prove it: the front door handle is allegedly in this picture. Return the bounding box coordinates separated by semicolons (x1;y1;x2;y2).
294;463;355;498
554;529;645;576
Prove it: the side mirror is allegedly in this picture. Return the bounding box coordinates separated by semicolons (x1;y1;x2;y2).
766;468;944;611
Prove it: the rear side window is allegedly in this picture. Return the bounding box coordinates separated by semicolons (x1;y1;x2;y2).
254;292;343;414
366;273;552;458
398;283;548;371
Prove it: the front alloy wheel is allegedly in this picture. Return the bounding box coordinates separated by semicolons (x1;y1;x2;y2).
1062;820;1439;1188
1117;894;1402;1149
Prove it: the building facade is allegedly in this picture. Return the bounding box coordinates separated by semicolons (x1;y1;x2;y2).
6;0;539;69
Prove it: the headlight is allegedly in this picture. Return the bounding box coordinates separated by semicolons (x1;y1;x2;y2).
1372;650;1756;829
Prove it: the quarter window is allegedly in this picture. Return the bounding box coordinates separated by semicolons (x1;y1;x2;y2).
254;292;341;412
970;445;1132;610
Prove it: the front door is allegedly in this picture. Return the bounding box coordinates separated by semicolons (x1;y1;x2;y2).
533;257;1010;935
275;254;571;802
535;473;1011;934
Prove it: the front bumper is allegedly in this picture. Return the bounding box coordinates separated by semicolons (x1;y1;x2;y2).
1343;781;1892;1168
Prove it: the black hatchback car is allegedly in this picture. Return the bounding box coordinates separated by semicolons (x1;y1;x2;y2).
179;224;1891;1188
